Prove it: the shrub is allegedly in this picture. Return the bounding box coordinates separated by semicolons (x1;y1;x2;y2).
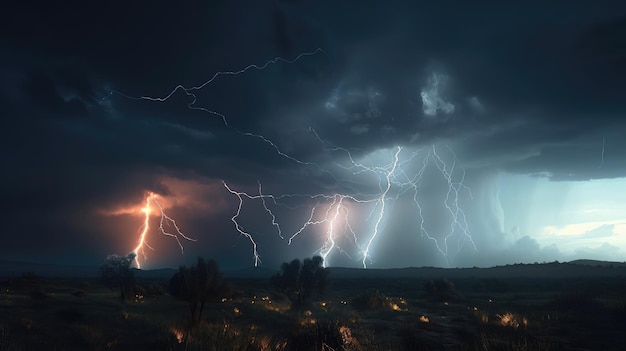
72;289;87;297
552;291;602;315
170;257;231;323
9;272;49;298
351;288;390;310
272;320;347;351
270;256;329;308
100;253;136;300
424;278;461;302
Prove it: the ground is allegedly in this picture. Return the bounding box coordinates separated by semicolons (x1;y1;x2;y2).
1;270;626;350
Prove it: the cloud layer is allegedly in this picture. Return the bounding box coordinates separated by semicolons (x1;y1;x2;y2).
1;0;625;268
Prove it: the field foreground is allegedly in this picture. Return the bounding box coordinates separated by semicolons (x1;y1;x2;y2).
2;262;626;350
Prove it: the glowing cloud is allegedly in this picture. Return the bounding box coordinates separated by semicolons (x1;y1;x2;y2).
101;188;197;268
132;192;196;268
421;72;455;117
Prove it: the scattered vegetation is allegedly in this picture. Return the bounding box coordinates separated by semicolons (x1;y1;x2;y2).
424;278;461;301
351;288;390;310
3;263;626;350
8;272;49;299
99;253;136;300
270;255;329;308
169;256;231;323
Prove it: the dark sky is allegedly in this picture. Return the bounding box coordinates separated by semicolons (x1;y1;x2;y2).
2;0;625;270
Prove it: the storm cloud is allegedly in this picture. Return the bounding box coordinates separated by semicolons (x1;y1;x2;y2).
1;0;625;269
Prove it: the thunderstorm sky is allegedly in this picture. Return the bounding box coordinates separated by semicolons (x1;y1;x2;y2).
1;0;626;269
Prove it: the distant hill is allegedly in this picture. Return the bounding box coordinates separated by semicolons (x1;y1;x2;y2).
328;261;626;280
1;259;625;280
0;260;99;278
568;259;626;268
0;260;276;280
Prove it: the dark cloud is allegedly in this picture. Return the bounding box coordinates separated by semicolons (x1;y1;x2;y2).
2;0;625;268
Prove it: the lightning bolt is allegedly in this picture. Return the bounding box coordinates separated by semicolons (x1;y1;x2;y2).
427;145;476;261
107;48;331;169
360;147;400;268
222;182;262;267
110;49;476;268
132;192;196;269
222;142;475;268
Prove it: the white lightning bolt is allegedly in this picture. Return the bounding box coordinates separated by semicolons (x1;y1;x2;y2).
361;147;401;268
222;182;262;267
221;141;475;268
111;49;476;268
108;48;331;169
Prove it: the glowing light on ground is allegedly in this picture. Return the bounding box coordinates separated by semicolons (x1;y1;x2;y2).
497;312;528;328
170;328;184;344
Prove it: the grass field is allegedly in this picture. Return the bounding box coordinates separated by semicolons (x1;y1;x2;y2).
2;271;626;350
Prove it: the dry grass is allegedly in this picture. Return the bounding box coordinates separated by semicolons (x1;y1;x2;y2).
1;275;626;350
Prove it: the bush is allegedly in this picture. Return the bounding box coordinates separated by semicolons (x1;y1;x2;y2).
351;289;389;310
170;257;231;323
270;256;329;308
424;278;461;302
9;272;48;298
167;322;260;351
100;253;136;300
72;289;87;297
551;291;605;318
272;320;347;351
146;283;166;297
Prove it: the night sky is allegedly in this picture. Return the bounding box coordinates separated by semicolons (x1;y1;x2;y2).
2;0;625;270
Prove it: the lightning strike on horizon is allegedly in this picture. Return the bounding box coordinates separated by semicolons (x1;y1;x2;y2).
360;146;400;268
111;49;476;268
288;194;362;267
222;180;366;267
222;182;262;267
222;142;475;268
428;145;476;260
132;192;196;269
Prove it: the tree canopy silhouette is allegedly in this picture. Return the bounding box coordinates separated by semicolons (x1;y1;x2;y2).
270;255;329;307
100;253;136;300
169;257;230;323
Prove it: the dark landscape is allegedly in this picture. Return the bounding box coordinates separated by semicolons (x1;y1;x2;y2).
2;1;626;350
2;259;626;350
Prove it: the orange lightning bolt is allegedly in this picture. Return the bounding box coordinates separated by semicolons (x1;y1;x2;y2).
132;192;196;268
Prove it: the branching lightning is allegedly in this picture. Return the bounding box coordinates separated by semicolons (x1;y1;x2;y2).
405;145;476;264
111;49;476;268
108;49;331;168
360;147;400;268
221;142;474;268
132;192;196;268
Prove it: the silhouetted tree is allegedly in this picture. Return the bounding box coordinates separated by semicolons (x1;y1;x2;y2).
270;255;329;308
169;257;230;323
100;253;136;300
